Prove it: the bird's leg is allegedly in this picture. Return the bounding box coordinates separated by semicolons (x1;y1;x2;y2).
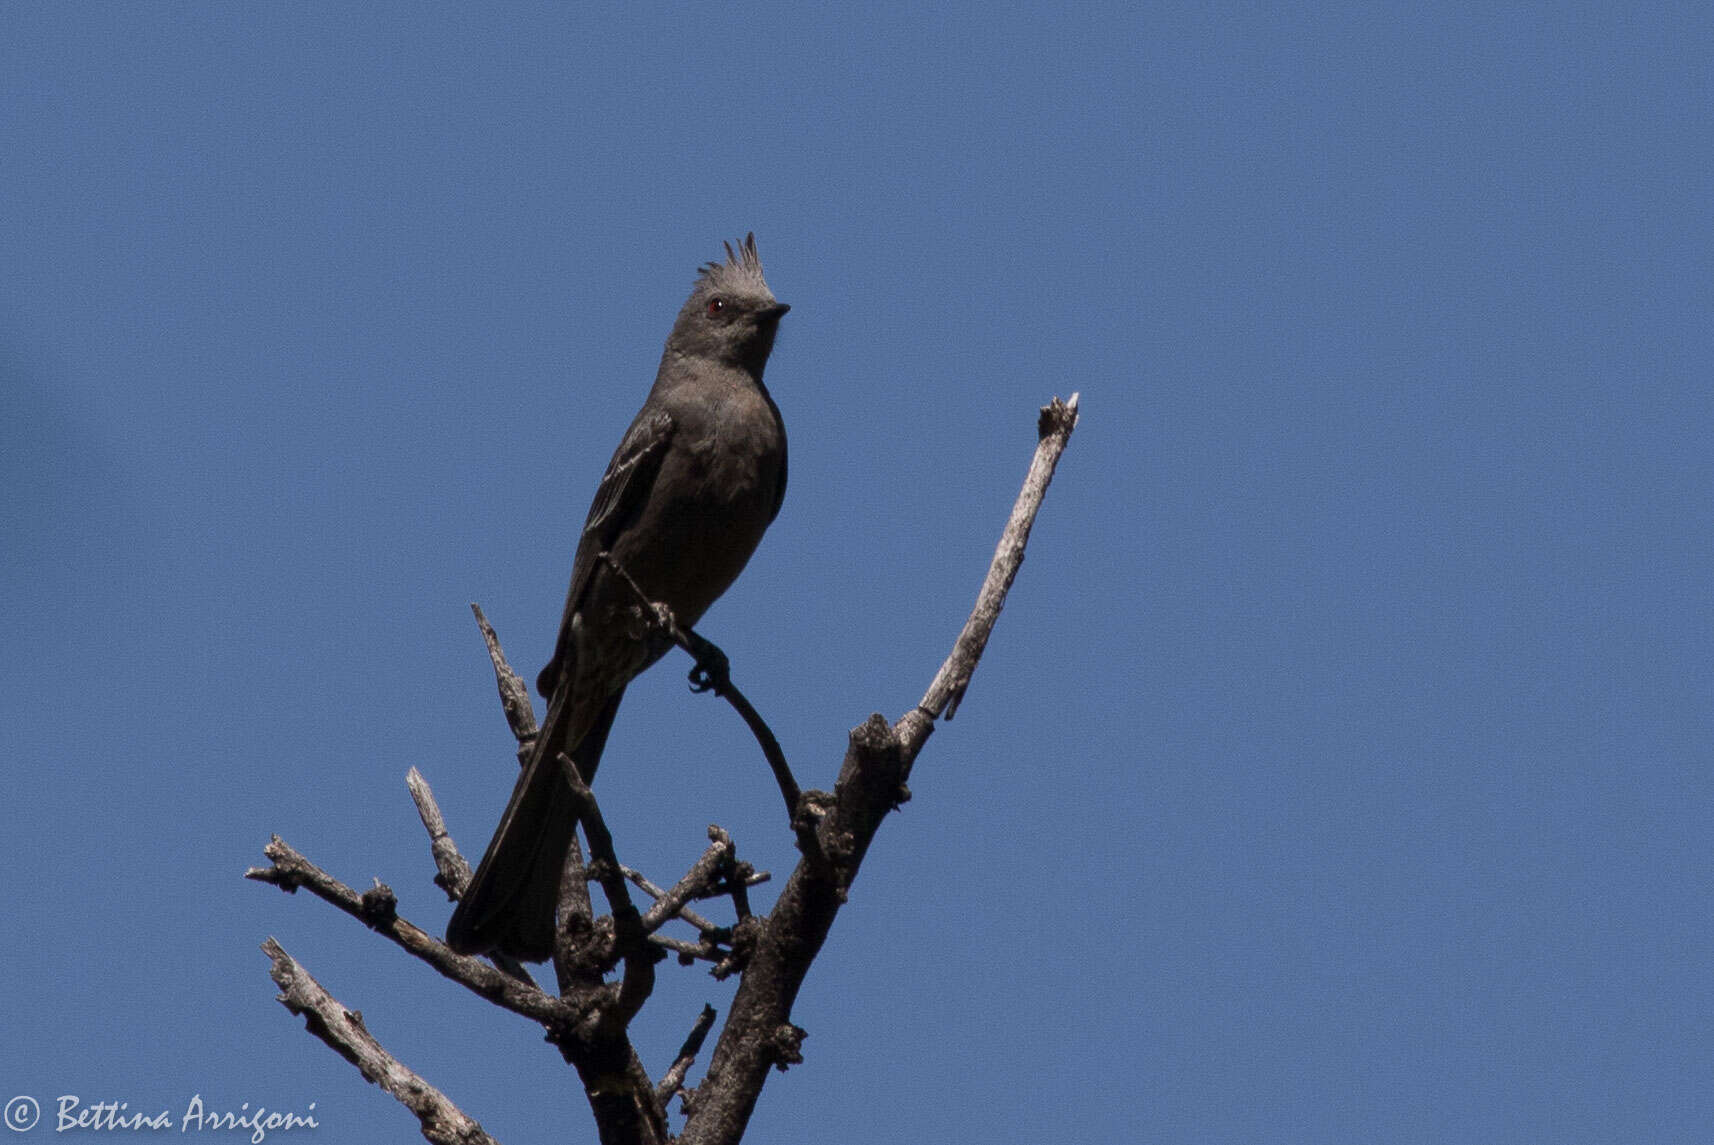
598;550;732;694
681;629;731;696
598;549;815;847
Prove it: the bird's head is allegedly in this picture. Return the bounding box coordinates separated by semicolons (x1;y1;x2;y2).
668;233;790;373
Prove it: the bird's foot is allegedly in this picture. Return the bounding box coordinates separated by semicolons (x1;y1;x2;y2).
685;631;731;695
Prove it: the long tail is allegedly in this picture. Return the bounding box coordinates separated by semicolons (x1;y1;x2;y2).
445;689;623;961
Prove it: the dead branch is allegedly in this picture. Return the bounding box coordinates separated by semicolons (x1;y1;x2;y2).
407;766;473;901
599;551;820;860
262;937;499;1145
676;393;1080;1145
406;767;532;982
555;751;658;1025
658;1004;719;1108
471;602;538;758
247;836;568;1026
253;394;1080;1145
638;834;732;934
907;391;1081;733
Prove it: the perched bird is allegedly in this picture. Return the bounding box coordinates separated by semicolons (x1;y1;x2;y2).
447;235;790;960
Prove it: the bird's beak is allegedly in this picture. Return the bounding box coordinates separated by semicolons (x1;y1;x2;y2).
761;302;790;320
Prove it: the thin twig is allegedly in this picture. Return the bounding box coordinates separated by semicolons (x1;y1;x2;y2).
246;836;569;1027
638;837;732;934
471;602;539;759
708;827;752;922
557;752;658;1025
407;768;532;982
262;938;499;1145
657;1004;718;1107
651;933;730;965
598;552;814;843
624;866;719;933
906;392;1080;735
407;766;473;901
469;606;595;968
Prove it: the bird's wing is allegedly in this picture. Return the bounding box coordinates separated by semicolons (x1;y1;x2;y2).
536;408;676;697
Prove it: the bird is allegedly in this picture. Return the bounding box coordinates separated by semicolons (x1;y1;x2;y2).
446;234;790;961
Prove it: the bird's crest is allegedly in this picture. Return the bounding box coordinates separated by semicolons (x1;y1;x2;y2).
697;232;770;296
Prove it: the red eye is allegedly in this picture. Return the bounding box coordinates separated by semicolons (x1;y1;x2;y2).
706;297;725;318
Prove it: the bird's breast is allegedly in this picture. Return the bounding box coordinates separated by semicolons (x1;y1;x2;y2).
609;384;784;626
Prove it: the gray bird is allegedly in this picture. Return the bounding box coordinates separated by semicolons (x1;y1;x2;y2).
447;234;789;961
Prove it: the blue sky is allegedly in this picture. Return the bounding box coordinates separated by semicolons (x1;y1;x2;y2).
3;4;1710;1143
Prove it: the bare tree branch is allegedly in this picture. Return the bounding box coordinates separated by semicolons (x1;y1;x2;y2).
556;751;659;1027
256;395;1080;1145
251;827;668;1144
262;938;499;1145
658;1004;718;1108
408;766;473;901
470;606;598;962
677;394;1081;1145
626;862;771;936
626;867;720;935
452;612;677;1139
638;834;731;934
708;827;754;923
406;768;532;982
911;391;1081;728
247;836;569;1026
471;602;538;758
599;551;829;865
651;932;727;964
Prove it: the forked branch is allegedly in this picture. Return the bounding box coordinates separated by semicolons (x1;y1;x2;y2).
253;395;1081;1145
